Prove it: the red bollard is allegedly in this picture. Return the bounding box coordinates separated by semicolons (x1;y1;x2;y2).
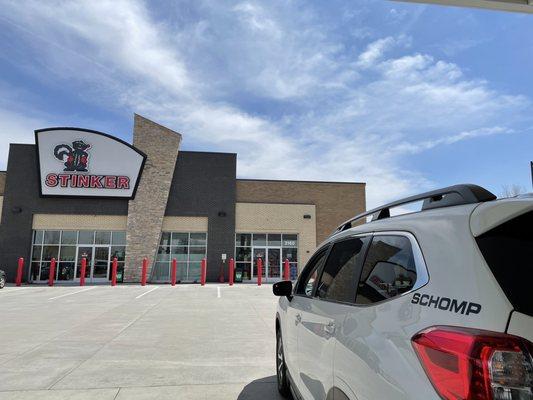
141;258;148;286
284;258;290;281
15;257;24;286
49;258;56;286
200;258;207;286
229;258;234;286
257;257;263;286
171;258;177;286
80;257;87;286
111;257;118;286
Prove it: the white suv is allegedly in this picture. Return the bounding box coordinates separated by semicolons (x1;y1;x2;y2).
273;184;533;400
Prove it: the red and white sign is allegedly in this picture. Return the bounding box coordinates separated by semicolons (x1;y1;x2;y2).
36;128;146;199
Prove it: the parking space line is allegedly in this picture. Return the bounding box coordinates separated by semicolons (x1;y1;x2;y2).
0;287;31;294
1;287;47;297
48;287;95;300
135;286;159;299
217;286;221;298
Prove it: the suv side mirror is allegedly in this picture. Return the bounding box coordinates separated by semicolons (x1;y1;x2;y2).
273;280;293;299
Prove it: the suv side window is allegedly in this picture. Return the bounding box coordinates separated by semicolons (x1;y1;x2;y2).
355;235;417;305
296;247;328;297
316;236;368;303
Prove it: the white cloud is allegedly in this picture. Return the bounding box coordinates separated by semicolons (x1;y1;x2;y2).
0;0;530;208
356;36;401;69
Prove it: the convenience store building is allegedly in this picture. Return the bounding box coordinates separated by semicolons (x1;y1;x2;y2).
0;115;365;283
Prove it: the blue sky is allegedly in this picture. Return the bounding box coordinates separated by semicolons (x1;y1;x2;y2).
0;0;532;207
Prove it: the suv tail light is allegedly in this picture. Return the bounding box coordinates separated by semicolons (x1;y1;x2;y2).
412;326;533;400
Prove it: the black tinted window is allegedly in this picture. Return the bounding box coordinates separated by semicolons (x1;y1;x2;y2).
296;248;328;297
316;237;367;303
476;211;533;316
355;235;417;304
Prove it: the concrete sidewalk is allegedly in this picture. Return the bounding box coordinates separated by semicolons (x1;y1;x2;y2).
0;284;286;399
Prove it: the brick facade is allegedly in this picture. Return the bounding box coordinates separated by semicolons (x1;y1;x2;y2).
0;116;366;283
236;180;366;244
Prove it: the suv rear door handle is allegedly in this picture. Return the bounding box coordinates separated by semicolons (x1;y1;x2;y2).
324;321;335;335
295;313;302;325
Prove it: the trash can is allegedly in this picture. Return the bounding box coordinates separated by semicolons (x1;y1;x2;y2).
116;266;124;283
234;265;243;283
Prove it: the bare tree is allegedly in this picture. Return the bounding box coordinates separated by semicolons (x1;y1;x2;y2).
500;184;527;198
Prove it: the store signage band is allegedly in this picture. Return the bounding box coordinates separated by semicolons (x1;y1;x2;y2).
36;128;147;199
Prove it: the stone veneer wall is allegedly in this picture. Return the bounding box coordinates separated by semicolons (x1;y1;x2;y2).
124;115;182;281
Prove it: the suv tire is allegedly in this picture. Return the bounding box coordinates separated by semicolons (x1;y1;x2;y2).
0;275;5;289
276;328;291;398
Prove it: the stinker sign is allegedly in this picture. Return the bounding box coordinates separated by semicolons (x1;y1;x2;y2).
36;128;146;199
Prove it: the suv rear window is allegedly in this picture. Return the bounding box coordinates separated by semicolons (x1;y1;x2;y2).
476;210;533;316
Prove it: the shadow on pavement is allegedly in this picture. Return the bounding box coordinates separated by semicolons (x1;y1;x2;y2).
237;375;291;400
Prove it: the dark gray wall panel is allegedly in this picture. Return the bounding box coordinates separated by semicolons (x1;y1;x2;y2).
165;151;236;281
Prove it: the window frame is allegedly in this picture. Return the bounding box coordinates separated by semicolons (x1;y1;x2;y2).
293;244;331;298
351;231;430;307
300;231;429;307
313;234;371;305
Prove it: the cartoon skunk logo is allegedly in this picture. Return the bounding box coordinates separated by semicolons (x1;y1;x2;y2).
53;140;91;172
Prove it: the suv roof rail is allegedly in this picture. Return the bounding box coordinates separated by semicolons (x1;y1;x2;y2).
334;184;496;234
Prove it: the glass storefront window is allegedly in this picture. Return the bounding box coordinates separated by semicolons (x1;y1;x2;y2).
282;248;298;263
157;246;171;262
78;231;94;245
190;233;207;246
154;232;207;282
171;233;188;246
95;231;111;245
61;231;77;245
160;232;171;246
111;246;126;262
40;262;50;280
152;262;170;281
60;246;76;262
236;247;251;262
189;246;206;262
58;262;75;281
111;231;126;245
33;230;44;245
236;233;299;281
282;234;298;247
42;246;59;261
237;262;251;281
188;262;201;282
31;262;40;281
171;246;188;262
44;231;60;244
236;234;251;247
253;234;267;246
268;234;281;246
30;230;126;282
32;246;42;261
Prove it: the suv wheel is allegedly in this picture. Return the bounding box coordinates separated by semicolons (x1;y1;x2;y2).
276;328;290;397
0;275;5;289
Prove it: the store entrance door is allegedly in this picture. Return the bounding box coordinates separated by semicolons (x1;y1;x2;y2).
252;247;282;282
75;246;110;283
268;248;281;281
92;246;110;282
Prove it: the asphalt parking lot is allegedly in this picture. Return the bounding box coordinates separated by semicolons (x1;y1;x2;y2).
0;283;284;400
